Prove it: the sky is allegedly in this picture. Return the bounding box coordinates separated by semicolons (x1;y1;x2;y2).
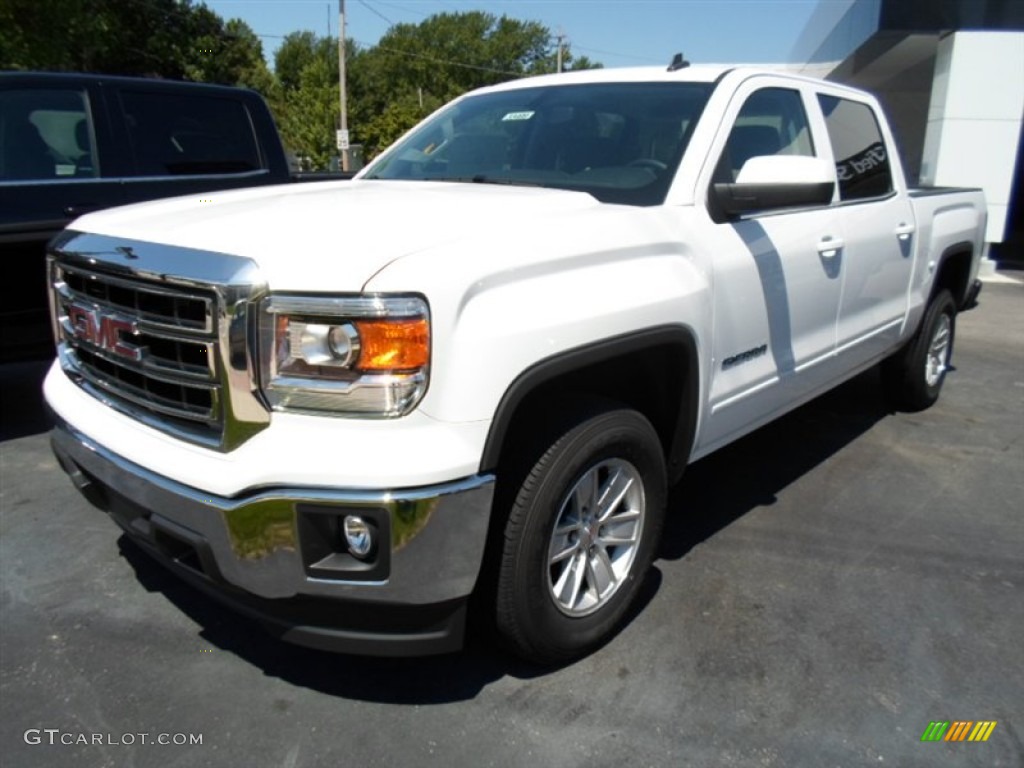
203;0;840;70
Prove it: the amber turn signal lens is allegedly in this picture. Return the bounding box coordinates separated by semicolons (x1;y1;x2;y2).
354;318;429;371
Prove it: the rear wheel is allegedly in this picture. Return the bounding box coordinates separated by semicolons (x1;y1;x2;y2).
494;403;666;664
882;289;957;411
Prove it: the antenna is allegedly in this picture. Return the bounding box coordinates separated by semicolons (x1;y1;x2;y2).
667;53;690;72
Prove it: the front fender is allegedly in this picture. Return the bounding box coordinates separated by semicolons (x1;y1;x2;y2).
363;207;711;431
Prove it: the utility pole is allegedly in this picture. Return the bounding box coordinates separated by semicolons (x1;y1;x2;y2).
555;28;565;73
338;0;350;171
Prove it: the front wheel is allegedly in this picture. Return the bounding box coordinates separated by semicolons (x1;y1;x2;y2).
495;404;667;664
882;289;957;411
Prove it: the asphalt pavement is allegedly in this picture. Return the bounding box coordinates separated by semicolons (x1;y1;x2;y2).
1;277;1022;768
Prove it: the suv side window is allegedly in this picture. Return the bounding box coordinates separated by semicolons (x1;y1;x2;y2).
118;90;262;176
715;87;815;182
0;89;98;180
817;95;892;200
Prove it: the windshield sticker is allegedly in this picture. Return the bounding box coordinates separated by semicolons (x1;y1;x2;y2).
502;111;535;122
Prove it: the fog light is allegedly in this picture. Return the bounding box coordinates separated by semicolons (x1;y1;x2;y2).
343;515;374;558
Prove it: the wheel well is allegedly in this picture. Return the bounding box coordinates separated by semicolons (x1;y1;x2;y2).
933;244;974;310
480;328;698;485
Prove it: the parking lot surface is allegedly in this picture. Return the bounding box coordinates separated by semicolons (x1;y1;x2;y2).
2;278;1021;768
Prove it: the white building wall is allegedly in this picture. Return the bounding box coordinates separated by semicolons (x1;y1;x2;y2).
920;31;1024;244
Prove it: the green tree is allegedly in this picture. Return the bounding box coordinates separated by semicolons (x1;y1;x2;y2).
564;53;603;72
346;11;600;158
4;0;188;76
274;34;340;170
275;31;315;93
1;0;273;89
186;17;274;90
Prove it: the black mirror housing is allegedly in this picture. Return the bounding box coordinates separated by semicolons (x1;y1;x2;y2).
712;180;835;217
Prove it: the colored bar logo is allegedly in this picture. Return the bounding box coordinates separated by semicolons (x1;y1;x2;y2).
921;721;997;742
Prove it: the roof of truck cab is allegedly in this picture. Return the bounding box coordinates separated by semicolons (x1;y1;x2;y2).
475;65;847;94
479;65;744;92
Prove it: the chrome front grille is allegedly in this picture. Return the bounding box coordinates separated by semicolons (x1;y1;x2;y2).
49;232;270;451
54;263;221;438
60;266;213;333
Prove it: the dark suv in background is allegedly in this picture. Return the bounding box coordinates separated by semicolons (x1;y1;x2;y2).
0;72;343;361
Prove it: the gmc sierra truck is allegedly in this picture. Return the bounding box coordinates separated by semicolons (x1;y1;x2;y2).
43;66;985;664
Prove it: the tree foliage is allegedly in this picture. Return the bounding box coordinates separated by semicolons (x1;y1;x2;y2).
347;12;601;158
187;17;275;91
274;33;340;170
1;5;602;168
1;0;271;87
275;31;332;93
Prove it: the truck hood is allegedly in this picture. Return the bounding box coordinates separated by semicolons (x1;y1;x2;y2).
73;180;601;290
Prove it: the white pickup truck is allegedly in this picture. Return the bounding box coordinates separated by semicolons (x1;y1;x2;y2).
44;65;985;664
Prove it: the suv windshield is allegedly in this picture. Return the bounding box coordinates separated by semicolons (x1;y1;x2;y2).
364;81;714;206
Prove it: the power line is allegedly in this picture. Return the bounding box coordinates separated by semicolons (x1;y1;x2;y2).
249;29;529;76
358;41;526;77
249;4;666;77
348;6;659;69
361;0;429;19
570;44;663;64
356;0;395;26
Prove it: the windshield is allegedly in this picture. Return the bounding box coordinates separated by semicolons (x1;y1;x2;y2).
364;82;714;206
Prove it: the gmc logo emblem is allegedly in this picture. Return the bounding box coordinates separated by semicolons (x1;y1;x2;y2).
66;303;142;361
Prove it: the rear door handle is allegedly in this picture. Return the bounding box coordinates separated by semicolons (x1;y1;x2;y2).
817;236;844;259
63;203;103;217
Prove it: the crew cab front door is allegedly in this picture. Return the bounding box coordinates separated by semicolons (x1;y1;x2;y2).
0;80;125;360
695;80;844;455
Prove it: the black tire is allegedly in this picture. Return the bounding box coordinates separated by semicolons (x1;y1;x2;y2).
882;289;957;411
494;403;667;665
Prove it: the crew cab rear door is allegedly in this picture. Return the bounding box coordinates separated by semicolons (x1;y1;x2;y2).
814;89;914;363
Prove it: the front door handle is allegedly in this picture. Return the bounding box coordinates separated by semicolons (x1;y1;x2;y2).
894;222;916;240
817;236;844;259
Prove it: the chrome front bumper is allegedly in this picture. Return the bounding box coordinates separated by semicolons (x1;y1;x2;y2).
50;416;495;655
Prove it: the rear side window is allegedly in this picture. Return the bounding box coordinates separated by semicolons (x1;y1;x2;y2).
817;95;892;200
118;90;262;176
0;89;98;180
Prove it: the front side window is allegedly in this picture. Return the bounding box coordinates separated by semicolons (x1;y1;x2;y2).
118;90;262;176
715;87;815;183
0;89;98;181
365;82;714;206
817;94;892;201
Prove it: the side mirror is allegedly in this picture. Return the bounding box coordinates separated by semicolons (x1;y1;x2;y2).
712;155;835;217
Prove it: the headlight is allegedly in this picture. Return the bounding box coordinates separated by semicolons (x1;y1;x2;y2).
260;295;429;417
